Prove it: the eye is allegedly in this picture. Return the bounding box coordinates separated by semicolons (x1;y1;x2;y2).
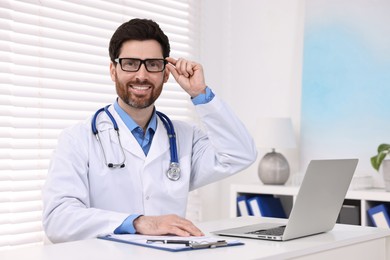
123;59;137;67
148;61;158;67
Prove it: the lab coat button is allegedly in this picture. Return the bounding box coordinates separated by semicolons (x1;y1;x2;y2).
145;195;150;200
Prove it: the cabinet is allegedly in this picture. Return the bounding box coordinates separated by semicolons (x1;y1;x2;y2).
230;183;390;227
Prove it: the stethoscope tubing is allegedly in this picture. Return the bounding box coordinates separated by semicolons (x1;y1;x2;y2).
92;105;126;168
91;105;180;180
156;111;178;163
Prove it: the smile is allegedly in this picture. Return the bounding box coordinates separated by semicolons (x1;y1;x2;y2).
131;85;151;90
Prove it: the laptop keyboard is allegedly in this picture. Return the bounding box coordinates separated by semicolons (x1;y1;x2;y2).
246;226;286;236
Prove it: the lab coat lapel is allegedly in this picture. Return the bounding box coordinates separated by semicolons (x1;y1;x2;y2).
106;106;145;160
118;125;146;160
102;105;169;162
145;117;169;166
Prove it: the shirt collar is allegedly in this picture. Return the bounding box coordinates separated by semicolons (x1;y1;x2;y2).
113;99;157;134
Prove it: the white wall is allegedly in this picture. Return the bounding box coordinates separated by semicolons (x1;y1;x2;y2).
197;0;305;221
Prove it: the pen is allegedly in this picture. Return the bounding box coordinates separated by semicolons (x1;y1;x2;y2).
146;239;192;246
146;239;228;249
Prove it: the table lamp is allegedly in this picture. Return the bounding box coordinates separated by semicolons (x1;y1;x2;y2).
256;117;296;185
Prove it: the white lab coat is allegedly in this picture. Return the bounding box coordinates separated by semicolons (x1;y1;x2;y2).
42;96;257;243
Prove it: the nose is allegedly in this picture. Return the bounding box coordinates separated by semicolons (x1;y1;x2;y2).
135;63;148;81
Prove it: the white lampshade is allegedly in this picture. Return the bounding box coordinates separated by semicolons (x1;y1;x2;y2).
255;117;296;149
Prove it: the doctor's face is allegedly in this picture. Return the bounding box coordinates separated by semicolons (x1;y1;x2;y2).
110;40;169;109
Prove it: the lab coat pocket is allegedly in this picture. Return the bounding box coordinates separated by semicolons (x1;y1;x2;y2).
161;155;191;199
160;170;188;216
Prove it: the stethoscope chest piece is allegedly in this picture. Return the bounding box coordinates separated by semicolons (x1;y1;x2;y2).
167;162;181;181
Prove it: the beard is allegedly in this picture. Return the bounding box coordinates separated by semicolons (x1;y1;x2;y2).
115;74;163;109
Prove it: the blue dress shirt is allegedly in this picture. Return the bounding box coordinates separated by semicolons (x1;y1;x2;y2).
113;87;215;234
113;102;157;155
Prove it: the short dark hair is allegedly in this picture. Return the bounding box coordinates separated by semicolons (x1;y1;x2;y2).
109;18;170;62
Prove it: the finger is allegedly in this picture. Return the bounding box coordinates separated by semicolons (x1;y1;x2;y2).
166;226;191;237
166;63;180;81
186;61;194;76
183;225;204;236
167;57;193;78
181;60;194;77
165;57;177;66
177;58;190;77
169;223;202;237
173;218;204;236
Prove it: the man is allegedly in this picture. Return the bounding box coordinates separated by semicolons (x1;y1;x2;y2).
42;18;257;243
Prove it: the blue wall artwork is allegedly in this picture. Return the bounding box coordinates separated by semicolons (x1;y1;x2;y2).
301;0;390;182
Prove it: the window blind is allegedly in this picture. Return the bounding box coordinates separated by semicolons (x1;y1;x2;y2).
0;0;200;249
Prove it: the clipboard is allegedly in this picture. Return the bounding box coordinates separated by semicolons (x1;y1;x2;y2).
98;234;244;252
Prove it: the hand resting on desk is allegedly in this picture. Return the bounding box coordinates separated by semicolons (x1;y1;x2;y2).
134;214;204;237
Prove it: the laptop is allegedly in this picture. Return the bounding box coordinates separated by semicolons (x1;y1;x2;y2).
213;159;358;241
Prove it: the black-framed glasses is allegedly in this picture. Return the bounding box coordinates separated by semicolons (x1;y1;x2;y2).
115;58;167;72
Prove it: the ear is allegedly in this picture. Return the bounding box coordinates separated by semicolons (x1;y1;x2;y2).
109;62;117;82
163;68;170;83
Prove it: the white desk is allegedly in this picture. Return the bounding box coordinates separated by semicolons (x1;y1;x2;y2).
1;217;390;260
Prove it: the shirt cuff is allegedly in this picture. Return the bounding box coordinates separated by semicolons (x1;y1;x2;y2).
113;214;142;234
191;86;215;105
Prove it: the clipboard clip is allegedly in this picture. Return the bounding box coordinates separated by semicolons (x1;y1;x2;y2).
190;240;228;249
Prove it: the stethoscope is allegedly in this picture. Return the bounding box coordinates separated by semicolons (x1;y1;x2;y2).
91;105;181;181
